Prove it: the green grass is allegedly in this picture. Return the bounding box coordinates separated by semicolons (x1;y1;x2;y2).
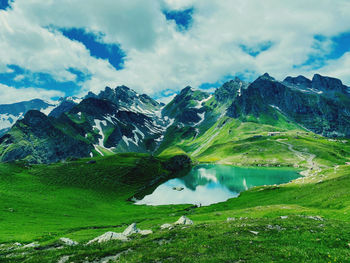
0;154;190;244
1;124;350;262
1;161;350;262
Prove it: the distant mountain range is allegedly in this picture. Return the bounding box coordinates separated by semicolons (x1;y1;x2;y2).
0;73;349;163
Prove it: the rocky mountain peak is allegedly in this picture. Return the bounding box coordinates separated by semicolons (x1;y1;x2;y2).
311;74;345;93
71;97;118;117
283;75;312;88
21;110;52;129
180;86;193;95
215;77;248;103
259;73;275;81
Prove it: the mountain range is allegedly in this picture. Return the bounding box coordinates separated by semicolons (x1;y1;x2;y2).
0;73;349;164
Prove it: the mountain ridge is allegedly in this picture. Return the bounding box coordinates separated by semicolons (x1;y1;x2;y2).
0;72;349;163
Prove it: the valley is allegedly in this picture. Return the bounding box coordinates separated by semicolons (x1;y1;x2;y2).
0;73;350;262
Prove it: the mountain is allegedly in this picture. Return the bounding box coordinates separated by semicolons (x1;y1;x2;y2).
0;110;92;163
0;99;57;137
227;73;350;137
48;97;82;118
0;73;349;164
0;86;168;163
86;85;162;116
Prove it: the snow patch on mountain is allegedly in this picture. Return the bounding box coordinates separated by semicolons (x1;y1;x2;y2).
195;112;205;126
194;95;212;109
40;104;57;116
93;119;107;147
0;113;22;130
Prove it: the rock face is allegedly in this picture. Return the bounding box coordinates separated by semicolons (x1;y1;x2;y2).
0;73;349;163
214;77;248;103
227;73;350;137
49;99;77;118
0;110;92;164
0;99;56;136
162;86;210;125
87;85;161;114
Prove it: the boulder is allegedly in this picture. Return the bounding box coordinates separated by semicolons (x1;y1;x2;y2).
22;242;39;249
160;223;173;229
87;232;127;244
59;237;78;246
139;230;153;235
122;223;152;236
123;223;140;236
174;216;193;225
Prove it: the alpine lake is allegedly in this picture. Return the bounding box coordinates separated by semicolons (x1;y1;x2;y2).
136;164;301;206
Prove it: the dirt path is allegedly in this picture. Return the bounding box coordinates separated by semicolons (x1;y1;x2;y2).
276;139;320;176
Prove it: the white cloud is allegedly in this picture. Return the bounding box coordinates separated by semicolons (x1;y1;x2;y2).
0;84;64;104
0;0;350;104
157;94;176;104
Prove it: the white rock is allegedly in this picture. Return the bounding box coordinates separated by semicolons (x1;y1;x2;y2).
22;242;39;249
139;230;153;235
123;223;140;236
306;216;324;221
160;223;173;229
58;255;70;263
249;231;259;235
87;232;127;244
59;237;78;246
280;216;288;219
174;216;193;225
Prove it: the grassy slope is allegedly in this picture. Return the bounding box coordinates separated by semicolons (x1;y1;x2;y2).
159;113;350;169
1;109;350;261
1;161;350;262
0;154;189;243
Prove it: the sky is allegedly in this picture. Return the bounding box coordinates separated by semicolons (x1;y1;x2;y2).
0;0;350;104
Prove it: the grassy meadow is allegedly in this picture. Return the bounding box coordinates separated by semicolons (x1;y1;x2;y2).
0;133;350;262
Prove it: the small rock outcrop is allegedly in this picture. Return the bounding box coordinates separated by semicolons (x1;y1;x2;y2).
87;223;153;245
175;216;193;225
123;223;139;236
139;230;153;235
160;216;194;230
160;223;173;230
59;237;78;246
123;223;153;236
87;232;128;244
22;242;39;249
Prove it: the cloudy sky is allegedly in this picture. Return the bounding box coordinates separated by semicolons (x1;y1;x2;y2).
0;0;350;104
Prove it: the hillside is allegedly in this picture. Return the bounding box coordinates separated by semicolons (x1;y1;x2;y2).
0;73;350;262
0;73;350;164
0;153;350;262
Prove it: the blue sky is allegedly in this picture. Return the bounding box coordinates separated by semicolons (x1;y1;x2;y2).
0;0;12;10
0;0;350;104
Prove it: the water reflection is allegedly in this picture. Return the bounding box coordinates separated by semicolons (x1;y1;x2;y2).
136;164;300;206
